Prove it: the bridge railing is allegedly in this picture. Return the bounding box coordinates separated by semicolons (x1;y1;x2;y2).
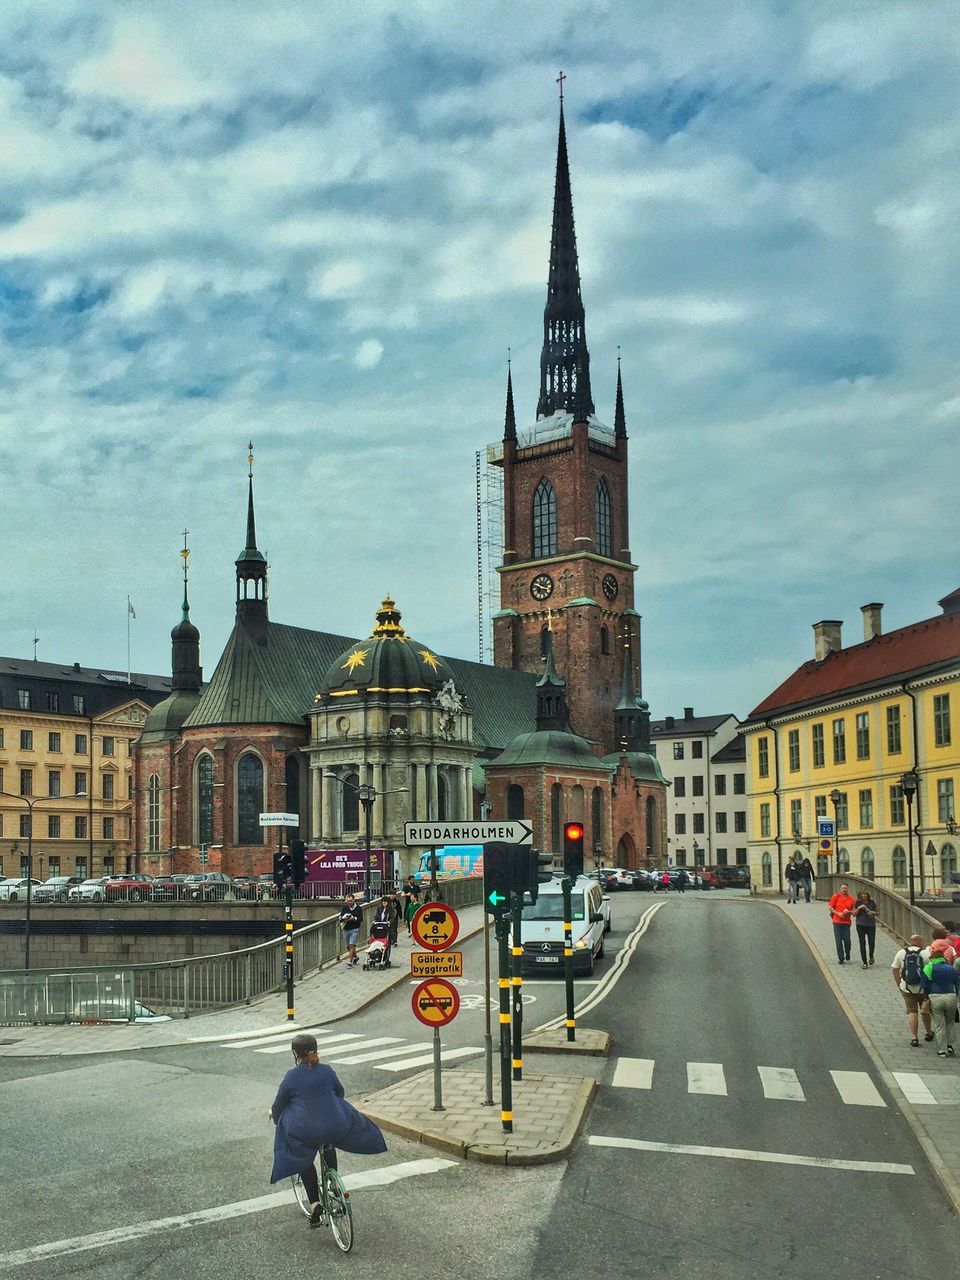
815;874;944;945
0;876;484;1024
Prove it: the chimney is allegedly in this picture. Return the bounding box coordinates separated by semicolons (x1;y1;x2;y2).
683;706;694;720
813;620;843;662
861;603;883;642
665;715;675;730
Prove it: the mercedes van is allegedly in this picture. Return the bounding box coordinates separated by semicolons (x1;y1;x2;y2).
518;876;611;976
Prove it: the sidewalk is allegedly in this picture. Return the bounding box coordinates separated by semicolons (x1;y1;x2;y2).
780;896;960;1211
0;904;488;1058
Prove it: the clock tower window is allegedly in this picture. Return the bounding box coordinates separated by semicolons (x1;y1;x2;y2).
600;625;609;655
596;477;612;557
533;478;558;557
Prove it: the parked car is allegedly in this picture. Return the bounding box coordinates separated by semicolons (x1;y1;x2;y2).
595;867;634;891
182;871;234;901
33;875;85;903
630;869;658;891
699;869;721;889
0;877;42;902
151;875;189;901
69;998;172;1024
68;876;112;903
669;867;702;890
103;873;154;903
713;866;751;889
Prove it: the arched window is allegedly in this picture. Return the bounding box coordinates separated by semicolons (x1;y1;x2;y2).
942;842;958;885
761;852;772;886
892;845;907;887
861;846;875;879
196;755;214;847
591;787;603;854
817;852;830;876
600;626;609;655
147;774;160;853
595;478;612;557
837;846;850;874
237;753;264;845
551;783;563;852
342;772;360;832
646;795;656;861
437;773;448;821
532;478;557;557
506;785;525;820
285;755;301;835
570;784;585;822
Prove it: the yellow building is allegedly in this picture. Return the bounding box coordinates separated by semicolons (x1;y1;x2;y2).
0;658;171;881
743;594;960;896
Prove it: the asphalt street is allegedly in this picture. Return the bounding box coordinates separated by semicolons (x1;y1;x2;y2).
1;889;956;1278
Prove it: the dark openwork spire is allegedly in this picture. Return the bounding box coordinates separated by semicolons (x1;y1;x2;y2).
614;348;627;440
171;529;201;693
535;621;571;732
503;352;516;442
235;442;268;642
537;76;594;422
614;634;650;752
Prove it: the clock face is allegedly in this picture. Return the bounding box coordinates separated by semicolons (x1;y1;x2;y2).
602;573;619;602
530;573;554;602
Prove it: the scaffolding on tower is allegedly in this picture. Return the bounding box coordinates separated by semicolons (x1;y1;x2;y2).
475;446;504;663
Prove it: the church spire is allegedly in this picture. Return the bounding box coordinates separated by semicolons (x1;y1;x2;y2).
503;351;517;442
537;74;594;422
535;619;571;732
235;441;268;642
614;632;650;752
614;348;627;440
171;529;201;693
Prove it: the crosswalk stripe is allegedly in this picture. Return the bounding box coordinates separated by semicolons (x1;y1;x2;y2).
611;1057;655;1090
224;1026;329;1050
758;1066;805;1102
892;1072;938;1105
331;1042;432;1065
687;1062;727;1096
830;1070;886;1107
375;1046;483;1072
253;1033;363;1055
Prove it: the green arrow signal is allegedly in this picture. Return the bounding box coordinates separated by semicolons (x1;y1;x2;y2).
487;889;506;907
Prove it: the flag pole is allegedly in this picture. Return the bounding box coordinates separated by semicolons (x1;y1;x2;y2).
127;596;132;682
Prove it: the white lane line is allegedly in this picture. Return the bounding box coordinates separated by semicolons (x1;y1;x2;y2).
375;1045;483;1072
332;1042;431;1065
830;1070;886;1107
758;1066;805;1102
892;1072;938;1105
224;1026;332;1049
0;1159;457;1271
611;1057;655;1090
687;1062;727;1096
588;1136;914;1176
254;1033;363;1055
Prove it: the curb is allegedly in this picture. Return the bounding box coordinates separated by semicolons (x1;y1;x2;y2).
524;1029;611;1057
775;900;960;1216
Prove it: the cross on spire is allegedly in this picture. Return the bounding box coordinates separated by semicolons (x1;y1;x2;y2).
556;69;566;101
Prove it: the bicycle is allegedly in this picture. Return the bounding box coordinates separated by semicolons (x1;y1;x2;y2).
290;1148;354;1252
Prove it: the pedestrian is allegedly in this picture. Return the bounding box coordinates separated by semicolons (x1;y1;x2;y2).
339;893;364;967
852;889;879;967
892;933;935;1047
269;1032;386;1226
387;892;402;946
675;867;688;894
827;882;856;964
799;855;816;903
660;870;671;892
402;874;421;935
930;928;958;964
785;857;801;904
921;942;960;1057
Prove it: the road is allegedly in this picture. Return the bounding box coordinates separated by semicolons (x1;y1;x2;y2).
0;890;956;1277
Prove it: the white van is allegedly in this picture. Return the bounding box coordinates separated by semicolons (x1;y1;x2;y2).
517;876;611;976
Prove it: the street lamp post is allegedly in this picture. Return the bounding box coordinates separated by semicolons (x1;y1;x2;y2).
829;789;842;875
331;776;408;901
900;770;919;907
0;789;59;970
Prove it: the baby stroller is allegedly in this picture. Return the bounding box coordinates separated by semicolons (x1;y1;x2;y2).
362;921;393;970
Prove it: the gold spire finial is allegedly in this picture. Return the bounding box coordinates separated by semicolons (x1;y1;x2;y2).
546;607;554;632
372;595;406;638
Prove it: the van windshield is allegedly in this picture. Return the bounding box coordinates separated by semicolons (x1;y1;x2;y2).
521;893;585;922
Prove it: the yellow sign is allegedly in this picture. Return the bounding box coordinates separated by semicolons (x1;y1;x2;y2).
410;950;463;979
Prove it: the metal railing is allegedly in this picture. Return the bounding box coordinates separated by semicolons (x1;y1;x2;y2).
0;876;484;1025
815;874;944;945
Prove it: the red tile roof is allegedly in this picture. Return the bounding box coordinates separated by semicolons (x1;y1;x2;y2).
747;603;960;721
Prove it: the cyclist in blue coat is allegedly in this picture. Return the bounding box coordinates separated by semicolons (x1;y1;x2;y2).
269;1032;387;1225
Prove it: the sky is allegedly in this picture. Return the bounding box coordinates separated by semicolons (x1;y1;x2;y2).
1;0;958;720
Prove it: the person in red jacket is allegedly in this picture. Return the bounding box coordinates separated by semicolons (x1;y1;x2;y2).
828;883;856;965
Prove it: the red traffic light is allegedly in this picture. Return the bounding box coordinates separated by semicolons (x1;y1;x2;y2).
564;823;584;841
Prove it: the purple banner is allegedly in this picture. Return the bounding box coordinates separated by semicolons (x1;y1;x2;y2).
305;848;392;886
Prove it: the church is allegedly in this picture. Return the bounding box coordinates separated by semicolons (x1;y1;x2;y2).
132;92;667;880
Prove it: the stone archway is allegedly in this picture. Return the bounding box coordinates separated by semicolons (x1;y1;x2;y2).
616;832;637;869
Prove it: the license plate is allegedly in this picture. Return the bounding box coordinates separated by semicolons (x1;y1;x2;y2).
534;955;560;963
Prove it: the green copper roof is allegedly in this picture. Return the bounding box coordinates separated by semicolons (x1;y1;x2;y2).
490;728;610;771
602;749;667;784
141;689;203;743
566;597;598;607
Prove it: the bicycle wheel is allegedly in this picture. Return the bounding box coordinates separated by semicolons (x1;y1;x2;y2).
290;1175;312;1218
323;1167;353;1253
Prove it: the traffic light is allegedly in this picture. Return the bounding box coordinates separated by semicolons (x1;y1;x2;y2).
525;849;554;904
273;849;292;889
482;842;514;916
289;838;306;886
563;822;584;880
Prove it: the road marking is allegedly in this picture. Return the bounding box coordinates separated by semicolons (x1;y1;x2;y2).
892;1072;938;1105
687;1062;727;1096
0;1159;456;1271
758;1066;805;1102
611;1057;655;1090
588;1136;914;1176
830;1070;886;1107
254;1033;363;1054
521;980;599;987
192;1022;316;1043
223;1026;331;1049
315;1036;402;1059
375;1045;483;1072
331;1042;433;1065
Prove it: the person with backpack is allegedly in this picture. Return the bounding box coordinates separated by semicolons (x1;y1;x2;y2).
892;933;935;1047
785;857;801;904
921;941;960;1057
827;883;856;964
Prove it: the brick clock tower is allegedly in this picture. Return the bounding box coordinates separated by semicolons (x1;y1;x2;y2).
492;92;638;755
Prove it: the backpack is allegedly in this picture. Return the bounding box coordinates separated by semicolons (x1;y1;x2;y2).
901;947;925;992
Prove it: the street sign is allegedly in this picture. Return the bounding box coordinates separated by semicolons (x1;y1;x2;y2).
817;818;836;838
411;902;460;950
410;950;463;979
259;812;300;827
411;978;460;1027
403;820;533;847
819;838;832;852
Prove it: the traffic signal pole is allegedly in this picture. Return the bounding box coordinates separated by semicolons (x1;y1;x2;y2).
495;915;513;1134
510;890;524;1081
562;875;576;1042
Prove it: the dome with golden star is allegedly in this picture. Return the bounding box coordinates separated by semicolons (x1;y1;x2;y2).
319;596;458;702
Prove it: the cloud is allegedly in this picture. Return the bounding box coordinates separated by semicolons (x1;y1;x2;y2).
353;338;384;370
